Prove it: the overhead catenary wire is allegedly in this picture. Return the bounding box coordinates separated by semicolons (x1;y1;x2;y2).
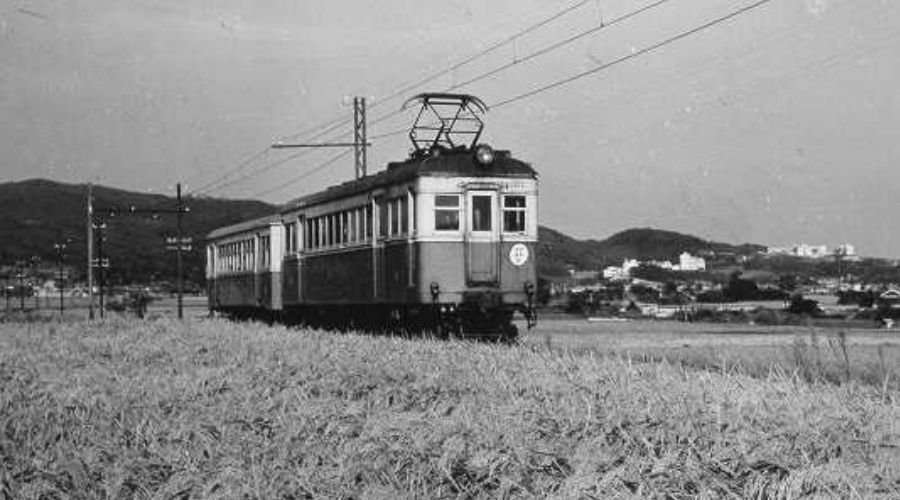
193;0;627;197
448;0;677;92
249;149;354;199
493;0;775;109
264;0;768;195
274;113;353;145
192;112;358;197
263;0;598;153
196;0;778;201
369;0;596;111
187;146;271;197
361;0;685;147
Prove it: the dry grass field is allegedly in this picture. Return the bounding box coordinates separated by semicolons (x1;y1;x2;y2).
522;318;900;392
1;318;899;499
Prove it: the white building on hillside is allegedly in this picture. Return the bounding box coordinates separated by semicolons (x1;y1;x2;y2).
675;252;706;271
834;243;856;257
603;258;642;280
795;243;829;259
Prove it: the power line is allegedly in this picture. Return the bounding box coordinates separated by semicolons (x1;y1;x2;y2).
493;0;775;109
197;0;601;196
192;113;358;197
193;149;317;198
449;0;677;92
264;0;596;152
195;0;776;200
370;127;409;141
363;0;680;145
187;146;270;197
250;149;353;199
275;113;352;144
369;0;595;110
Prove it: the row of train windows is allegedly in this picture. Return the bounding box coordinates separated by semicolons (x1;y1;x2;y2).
280;194;527;254
217;236;270;273
304;205;375;251
286;198;411;252
435;195;527;233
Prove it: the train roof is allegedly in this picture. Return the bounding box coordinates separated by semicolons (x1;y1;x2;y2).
281;147;537;212
206;213;282;241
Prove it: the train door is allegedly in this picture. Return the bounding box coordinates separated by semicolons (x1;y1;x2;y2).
465;190;499;285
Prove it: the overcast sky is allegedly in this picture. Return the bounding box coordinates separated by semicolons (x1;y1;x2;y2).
2;0;898;256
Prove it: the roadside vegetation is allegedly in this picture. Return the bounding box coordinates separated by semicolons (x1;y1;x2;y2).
2;318;898;498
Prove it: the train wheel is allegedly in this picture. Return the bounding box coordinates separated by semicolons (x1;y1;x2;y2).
501;323;519;345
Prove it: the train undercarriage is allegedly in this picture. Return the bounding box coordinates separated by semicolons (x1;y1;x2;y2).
215;301;535;343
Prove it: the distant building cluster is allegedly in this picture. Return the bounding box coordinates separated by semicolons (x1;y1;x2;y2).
602;252;707;280
766;243;858;260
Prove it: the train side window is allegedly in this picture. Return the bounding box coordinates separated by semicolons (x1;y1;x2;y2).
434;195;460;231
365;205;373;240
312;218;319;249
502;196;527;233
325;215;331;247
379;201;389;238
261;236;270;269
348;210;356;243
399;197;408;235
316;217;322;249
390;199;400;236
471;195;492;232
285;222;295;254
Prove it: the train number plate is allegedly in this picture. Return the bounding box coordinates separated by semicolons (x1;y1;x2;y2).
509;243;529;266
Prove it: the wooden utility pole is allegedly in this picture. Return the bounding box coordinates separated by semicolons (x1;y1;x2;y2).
163;183;191;320
54;241;67;317
93;221;108;319
86;183;94;319
97;185;190;320
176;183;184;320
15;261;25;312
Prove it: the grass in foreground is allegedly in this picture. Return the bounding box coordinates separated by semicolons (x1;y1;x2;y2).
1;318;898;499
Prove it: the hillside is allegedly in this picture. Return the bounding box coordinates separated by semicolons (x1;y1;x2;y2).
0;179;765;284
0;179;275;285
537;226;765;278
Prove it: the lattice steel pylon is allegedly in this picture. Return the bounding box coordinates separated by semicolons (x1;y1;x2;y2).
271;96;370;180
353;97;367;179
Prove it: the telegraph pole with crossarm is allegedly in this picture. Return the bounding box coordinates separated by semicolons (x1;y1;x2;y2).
90;183;191;319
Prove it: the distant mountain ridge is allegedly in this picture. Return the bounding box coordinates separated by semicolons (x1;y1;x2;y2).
0;179;765;283
537;227;765;277
0;179;275;285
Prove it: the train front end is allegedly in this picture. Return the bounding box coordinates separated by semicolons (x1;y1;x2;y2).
405;94;538;340
416;156;538;339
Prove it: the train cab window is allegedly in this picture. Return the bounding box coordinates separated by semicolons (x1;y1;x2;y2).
434;195;460;231
503;196;527;233
471;195;492;232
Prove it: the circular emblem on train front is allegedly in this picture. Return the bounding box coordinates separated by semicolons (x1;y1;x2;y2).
509;243;529;266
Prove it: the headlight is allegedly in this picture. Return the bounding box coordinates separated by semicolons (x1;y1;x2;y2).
474;144;494;166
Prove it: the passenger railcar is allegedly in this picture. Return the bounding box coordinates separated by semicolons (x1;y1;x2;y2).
206;94;538;340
